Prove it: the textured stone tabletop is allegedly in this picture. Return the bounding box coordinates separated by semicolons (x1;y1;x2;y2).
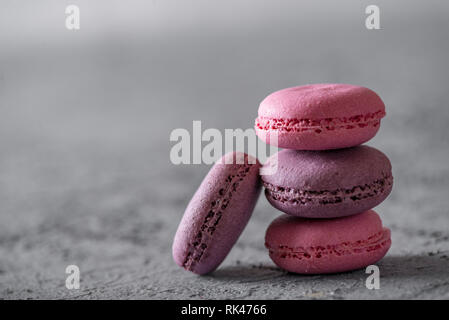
0;1;448;299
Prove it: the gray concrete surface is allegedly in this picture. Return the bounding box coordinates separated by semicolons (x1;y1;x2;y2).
1;0;449;299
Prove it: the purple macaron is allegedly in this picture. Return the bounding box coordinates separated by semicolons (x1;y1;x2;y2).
172;152;262;275
261;145;393;218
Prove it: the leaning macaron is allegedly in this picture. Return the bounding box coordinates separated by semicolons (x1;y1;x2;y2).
262;146;393;218
172;152;262;275
255;84;386;150
265;210;391;274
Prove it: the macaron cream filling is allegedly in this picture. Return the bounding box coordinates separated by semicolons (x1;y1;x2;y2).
255;110;385;133
182;160;253;272
266;228;391;260
263;174;393;206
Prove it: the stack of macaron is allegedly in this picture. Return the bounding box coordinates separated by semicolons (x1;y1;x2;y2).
172;84;393;275
256;84;393;274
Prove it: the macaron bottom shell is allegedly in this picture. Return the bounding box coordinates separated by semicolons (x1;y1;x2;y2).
265;210;391;274
255;120;381;150
263;173;393;218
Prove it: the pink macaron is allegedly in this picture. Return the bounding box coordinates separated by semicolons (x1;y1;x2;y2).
265;210;391;274
261;146;393;218
172;152;262;275
255;84;386;150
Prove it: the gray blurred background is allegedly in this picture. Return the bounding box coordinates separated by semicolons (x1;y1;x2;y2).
1;0;448;299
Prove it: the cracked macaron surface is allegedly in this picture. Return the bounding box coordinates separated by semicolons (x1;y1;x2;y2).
261;145;393;218
265;210;391;274
255;84;385;150
172;152;261;275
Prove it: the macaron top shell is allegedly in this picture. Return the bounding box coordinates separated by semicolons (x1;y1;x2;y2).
258;84;385;120
266;210;386;248
262;145;392;191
